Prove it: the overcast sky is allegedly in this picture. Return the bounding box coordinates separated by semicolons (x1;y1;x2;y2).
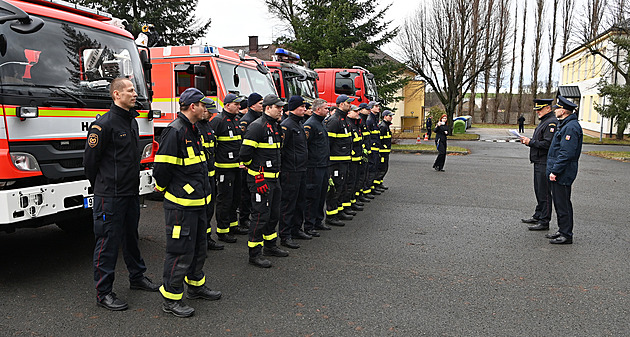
195;0;594;91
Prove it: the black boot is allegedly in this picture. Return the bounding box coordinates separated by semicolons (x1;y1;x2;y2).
162;299;194;318
207;237;224;250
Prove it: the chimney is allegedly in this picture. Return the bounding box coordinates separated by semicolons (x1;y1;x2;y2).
249;36;259;54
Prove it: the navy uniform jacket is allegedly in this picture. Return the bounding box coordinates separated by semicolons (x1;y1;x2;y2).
196;119;216;178
359;114;371;158
280;113;308;172
239;108;262;134
528;112;558;164
366;112;381;153
208;109;243;169
239;113;282;179
546;113;582;186
348;117;363;163
153;113;211;210
378;120;392;156
83;103;140;197
325;108;352;163
304;114;329;168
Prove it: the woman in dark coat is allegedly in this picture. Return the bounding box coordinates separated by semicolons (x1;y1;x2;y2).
433;114;448;172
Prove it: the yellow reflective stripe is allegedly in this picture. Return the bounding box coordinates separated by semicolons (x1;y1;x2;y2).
183;156;203;165
243;160;252;166
242;139;258;148
337;206;344;211
208;170;216;177
248;241;264;248
371;130;380;134
370;147;379;151
351;199;356;203
217;227;230;234
380;149;391;153
351;157;362;161
247;169;279;178
187;146;195;158
383;134;392;139
229;221;238;227
160;285;183;300
355;192;360;196
172;225;181;239
258;143;280;149
164;192;212;207
263;232;277;241
207;227;212;234
215;162;241;168
330;155;351;161
217;135;242;141
364;189;372;193
342;202;351;207
185;276;205;287
154;154;183;165
353;136;362;142
381;157;385;162
326;209;338;215
155;184;166;192
183;184;194;194
328;132;351;138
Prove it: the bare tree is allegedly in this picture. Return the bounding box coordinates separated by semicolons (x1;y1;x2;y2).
560;0;575;57
516;0;528;117
480;0;496;123
398;0;499;128
505;1;519;124
467;1;482;118
546;0;560;95
492;0;512;123
531;0;545;114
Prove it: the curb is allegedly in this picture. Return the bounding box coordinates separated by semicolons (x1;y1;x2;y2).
392;149;469;155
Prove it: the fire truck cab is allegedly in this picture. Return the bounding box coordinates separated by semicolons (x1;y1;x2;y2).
150;45;278;134
315;66;379;106
264;48;318;102
0;0;156;233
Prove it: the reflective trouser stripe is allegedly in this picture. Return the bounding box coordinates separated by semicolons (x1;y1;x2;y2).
326;209;338;215
230;221;238;227
364;189;372;193
160;285;182;300
185;276;205;287
207;227;212;234
217;227;230;233
248;241;263;248
342;202;351;207
263;232;277;241
337;206;344;211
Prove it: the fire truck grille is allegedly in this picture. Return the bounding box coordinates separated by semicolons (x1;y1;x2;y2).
58;158;84;169
51;140;86;151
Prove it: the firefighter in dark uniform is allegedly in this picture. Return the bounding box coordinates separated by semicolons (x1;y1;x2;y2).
196;100;224;250
325;94;354;226
153;88;221;318
238;93;264;233
303;98;332;235
366;101;383;196
344;105;365;216
236;96;248;121
84;78;159;312
240;94;289;268
358;103;374;201
546;96;582;244
279;96;312;249
519;98;557;231
209;93;248;243
376;110;394;190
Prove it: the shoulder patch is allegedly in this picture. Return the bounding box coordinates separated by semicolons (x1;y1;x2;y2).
91;125;102;131
565;135;571;141
88;133;99;148
305;130;310;139
281;126;287;130
550;127;555;133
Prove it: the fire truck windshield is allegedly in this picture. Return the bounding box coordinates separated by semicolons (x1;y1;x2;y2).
364;75;379;101
216;60;276;96
0;16;148;107
284;74;317;100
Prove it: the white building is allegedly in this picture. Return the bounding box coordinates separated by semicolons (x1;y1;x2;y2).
557;25;629;138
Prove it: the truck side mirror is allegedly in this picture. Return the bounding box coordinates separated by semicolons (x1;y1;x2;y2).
194;65;208;94
355;90;363;101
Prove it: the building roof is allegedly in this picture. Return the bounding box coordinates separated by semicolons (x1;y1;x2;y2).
558;19;630;62
557;86;581;98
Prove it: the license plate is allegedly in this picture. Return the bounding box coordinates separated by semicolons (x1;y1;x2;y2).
84;196;93;208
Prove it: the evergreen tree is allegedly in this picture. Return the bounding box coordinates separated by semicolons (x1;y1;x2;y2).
72;0;210;46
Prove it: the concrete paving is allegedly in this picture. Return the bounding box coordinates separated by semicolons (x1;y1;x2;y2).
0;140;628;336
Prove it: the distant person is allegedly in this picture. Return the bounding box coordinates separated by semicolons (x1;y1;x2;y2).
519;99;557;231
425;116;433;140
518;114;525;133
546;96;582;244
432;114;448;172
84;77;159;312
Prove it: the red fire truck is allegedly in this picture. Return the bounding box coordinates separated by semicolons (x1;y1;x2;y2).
264;48;318;102
0;0;157;233
149;44;277;135
315;66;380;106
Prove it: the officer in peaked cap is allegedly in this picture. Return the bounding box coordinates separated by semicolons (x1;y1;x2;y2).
545;96;581;244
520;98;558;231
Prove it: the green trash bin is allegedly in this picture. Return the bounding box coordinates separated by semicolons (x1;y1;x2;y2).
453;120;466;134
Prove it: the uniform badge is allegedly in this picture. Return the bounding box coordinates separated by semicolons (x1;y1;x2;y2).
305;130;310;139
565;135;571;140
550;128;555;132
240;125;246;132
88;133;98;148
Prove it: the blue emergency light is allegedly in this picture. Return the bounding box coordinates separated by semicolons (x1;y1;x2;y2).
275;48;300;61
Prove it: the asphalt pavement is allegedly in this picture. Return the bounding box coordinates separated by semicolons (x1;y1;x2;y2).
1;135;629;336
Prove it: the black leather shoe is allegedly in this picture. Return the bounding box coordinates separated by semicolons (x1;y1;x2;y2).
521;217;539;224
545;232;562;239
528;223;549;231
305;229;320;237
292;230;312;240
351;204;364;211
354;201;365;207
339;212;353;220
374;187;386;192
97;293;128;311
207;238;225;250
249;256;272;268
343;209;357;216
130;276;159;292
187;285;222;300
549;236;572;244
380;185;389;190
263;245;289;257
325;218;345;226
281;238;300;249
230;226;249;235
358;196;371;202
314;223;332;230
364;194;375;199
371;190;382;195
217;233;237;243
162;300;194;318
